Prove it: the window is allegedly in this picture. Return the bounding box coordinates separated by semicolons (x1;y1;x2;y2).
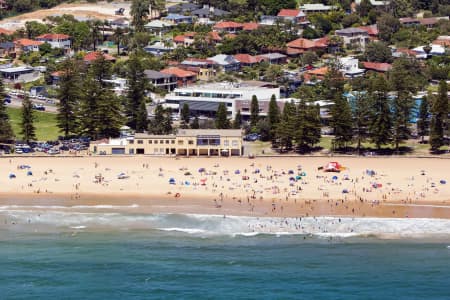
165;140;170;144
129;140;134;144
171;140;175;144
232;140;238;147
137;140;143;144
178;140;184;145
160;140;164;144
154;140;158;144
224;140;229;147
188;140;194;145
149;140;152;144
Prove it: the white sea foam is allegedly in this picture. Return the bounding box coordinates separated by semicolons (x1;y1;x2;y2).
1;210;450;239
0;204;139;210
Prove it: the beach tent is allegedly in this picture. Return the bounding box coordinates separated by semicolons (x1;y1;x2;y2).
184;171;192;176
169;178;176;184
300;172;306;176
332;175;338;181
296;175;302;180
366;169;376;176
440;180;446;185
19;165;31;169
9;173;16;179
288;170;294;175
254;169;260;174
27;171;33;176
117;173;129;179
235;170;240;174
185;181;190;185
198;168;206;173
342;189;349;193
324;162;342;172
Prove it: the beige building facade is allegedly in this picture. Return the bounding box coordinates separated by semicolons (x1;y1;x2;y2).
90;129;243;156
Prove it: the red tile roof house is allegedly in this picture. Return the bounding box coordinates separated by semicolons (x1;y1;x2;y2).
213;21;244;33
233;54;264;67
0;27;14;36
362;62;392;74
286;38;328;56
161;67;197;87
83;52;116;64
242;22;259;31
14;38;44;53
173;32;222;47
277;9;307;24
357;24;379;40
36;33;71;49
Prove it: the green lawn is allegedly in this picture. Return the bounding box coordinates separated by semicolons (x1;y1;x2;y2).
7;107;60;141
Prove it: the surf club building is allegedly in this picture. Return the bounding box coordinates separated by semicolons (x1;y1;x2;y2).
90;129;243;157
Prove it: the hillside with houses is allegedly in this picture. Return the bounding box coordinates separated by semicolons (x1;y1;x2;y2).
0;0;448;156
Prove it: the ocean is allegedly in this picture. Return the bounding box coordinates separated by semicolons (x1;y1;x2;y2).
0;209;449;299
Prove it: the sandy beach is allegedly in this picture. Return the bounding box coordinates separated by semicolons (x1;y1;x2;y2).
0;156;449;219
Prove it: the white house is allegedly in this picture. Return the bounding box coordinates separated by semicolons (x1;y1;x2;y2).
335;28;369;50
36;33;71;49
339;57;365;78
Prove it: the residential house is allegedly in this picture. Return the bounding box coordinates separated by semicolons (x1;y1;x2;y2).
399;17;420;26
144;70;177;92
286;37;328;55
433;36;450;48
233;54;263;67
208;54;241;72
143;41;174;56
213;21;244;33
161;67;197;87
412;44;445;58
173;32;196;47
191;6;230;18
362;62;392;74
0;41;15;58
83;51;116;63
163;14;193;25
277;9;308;24
355;0;390;6
180;58;217;81
257;53;287;64
14;38;43;53
400;17;449;28
303;67;329;83
335;27;369;50
167;2;200;14
50;71;64;86
260;16;278;26
357;24;378;40
110;17;130;29
299;3;336;13
339;57;365;78
36;33;71;49
0;27;14;36
144;20;173;37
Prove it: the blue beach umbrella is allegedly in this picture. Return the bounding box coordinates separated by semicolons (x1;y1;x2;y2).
332;175;338;180
9;173;16;179
169;178;176;184
27;171;33;176
440;180;446;185
342;189;349;194
235;170;240;174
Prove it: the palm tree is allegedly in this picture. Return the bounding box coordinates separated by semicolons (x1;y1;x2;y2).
113;27;124;55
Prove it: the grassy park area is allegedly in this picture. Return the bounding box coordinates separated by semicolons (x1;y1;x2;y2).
7;107;60;141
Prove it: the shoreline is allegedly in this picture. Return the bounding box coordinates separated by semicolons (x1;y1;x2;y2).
0;156;448;220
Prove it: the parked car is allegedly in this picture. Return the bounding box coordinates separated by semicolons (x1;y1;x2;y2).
33;104;46;111
4;96;11;104
47;149;60;155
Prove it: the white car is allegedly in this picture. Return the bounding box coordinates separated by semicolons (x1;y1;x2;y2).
47;149;60;155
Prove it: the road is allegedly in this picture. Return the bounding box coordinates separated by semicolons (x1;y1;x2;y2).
6;95;58;113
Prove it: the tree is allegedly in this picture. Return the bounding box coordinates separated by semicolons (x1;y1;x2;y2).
57;59;81;137
250;95;259;128
25;21;48;39
181;103;190;129
125;54;149;132
0;78;13;142
301;51;319;66
148;104;172;134
295;99;321;152
416;96;429;143
79;56;123;139
20;96;36;144
429;81;448;151
368;74;392;149
275;101;296;151
191;116;200;129
267;94;280;140
377;14;401;43
131;0;149;32
362;42;393;63
232;109;242;129
389;57;425;151
352;92;371;153
113;27;125;55
216;102;230;129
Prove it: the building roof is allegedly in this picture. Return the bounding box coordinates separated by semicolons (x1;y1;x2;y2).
144;20;173;28
181;58;216;66
307;67;329;76
433;35;450;47
233;54;262;64
208;54;240;66
399;17;419;24
362;61;392;72
144;70;175;79
277;9;302;17
161;67;196;78
0;41;14;50
36;33;70;40
14;39;44;47
300;3;336;11
213;21;243;29
358;24;378;36
0;27;14;35
83;51;115;62
258;52;287;60
164;13;192;20
168;2;200;13
335;27;368;35
242;22;259;31
177;129;242;137
111;17;129;25
287;37;327;50
0;66;34;73
191;7;230;16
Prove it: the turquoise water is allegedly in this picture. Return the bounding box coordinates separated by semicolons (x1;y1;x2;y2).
1;228;449;299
